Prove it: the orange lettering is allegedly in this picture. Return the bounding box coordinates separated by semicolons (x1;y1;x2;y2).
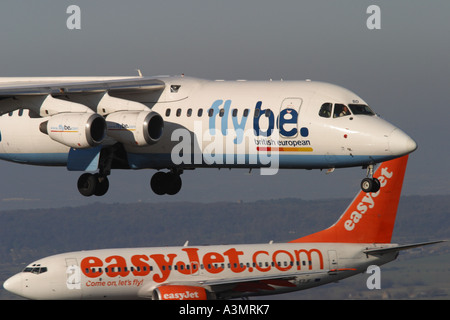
131;255;151;276
294;249;324;270
252;251;270;272
202;252;225;274
81;256;103;278
273;250;294;271
223;248;245;273
105;255;130;277
150;254;176;283
176;248;200;275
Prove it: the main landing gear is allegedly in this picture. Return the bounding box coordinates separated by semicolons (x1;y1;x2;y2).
361;164;380;193
76;170;183;197
75;144;183;197
150;170;183;195
77;173;109;197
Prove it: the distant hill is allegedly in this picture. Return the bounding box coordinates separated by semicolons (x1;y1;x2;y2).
0;195;448;264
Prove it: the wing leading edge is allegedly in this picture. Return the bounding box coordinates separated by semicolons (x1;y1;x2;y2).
0;76;165;115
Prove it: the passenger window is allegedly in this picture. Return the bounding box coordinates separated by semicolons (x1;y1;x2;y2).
208;109;214;117
187;108;192;117
219;109;225;117
334;104;351;118
254;109;260;118
264;109;271;117
243;109;249;117
176;108;182;117
319;103;332;118
232;109;238;117
197;109;203;117
165;109;171;117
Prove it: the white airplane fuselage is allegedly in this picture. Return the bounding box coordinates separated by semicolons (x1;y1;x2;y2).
0;76;416;171
3;242;397;300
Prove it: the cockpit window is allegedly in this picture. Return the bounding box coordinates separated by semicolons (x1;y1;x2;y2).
318;103;332;118
23;264;47;274
333;104;351;118
348;104;375;116
320;103;374;119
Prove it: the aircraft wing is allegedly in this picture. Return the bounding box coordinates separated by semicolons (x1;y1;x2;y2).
364;240;446;255
0;77;165;96
0;76;165;115
150;270;328;299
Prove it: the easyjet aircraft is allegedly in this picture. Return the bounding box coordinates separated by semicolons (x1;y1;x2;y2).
4;155;443;300
0;75;416;196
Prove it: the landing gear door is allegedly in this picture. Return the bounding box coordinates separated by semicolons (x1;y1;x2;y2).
67;146;102;171
279;98;302;138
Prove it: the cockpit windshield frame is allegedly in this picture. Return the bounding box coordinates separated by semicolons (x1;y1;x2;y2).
319;102;375;118
348;104;375;116
23;264;48;275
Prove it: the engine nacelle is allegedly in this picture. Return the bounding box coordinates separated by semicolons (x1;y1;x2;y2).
40;113;106;148
106;111;164;146
152;285;210;300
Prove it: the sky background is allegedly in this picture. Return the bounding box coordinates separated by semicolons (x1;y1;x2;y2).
0;0;448;210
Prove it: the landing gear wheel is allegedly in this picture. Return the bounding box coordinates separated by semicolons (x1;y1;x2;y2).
361;177;380;193
77;173;98;197
165;172;182;195
371;177;381;193
150;171;183;195
150;172;167;195
77;173;109;197
94;175;109;196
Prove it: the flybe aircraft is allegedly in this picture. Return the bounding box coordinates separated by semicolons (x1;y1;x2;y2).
0;75;416;196
3;155;443;300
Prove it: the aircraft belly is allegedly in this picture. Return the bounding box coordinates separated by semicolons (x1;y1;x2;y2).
0;152;68;166
125;151;393;170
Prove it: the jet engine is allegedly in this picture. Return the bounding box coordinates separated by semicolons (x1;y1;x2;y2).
106;111;164;146
39;113;106;148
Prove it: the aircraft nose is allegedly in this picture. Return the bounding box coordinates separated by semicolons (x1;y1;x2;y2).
388;128;417;156
3;273;23;297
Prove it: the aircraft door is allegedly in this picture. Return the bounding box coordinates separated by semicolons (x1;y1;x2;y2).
327;250;338;275
279;98;302;139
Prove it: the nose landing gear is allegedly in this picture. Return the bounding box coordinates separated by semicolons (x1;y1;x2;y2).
361;164;380;193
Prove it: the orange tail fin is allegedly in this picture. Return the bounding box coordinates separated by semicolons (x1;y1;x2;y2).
291;155;409;244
